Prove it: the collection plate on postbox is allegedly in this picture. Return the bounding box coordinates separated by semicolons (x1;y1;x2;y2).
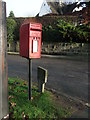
20;22;42;59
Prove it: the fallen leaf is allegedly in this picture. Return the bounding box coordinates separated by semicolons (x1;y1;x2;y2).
22;112;25;120
23;81;27;85
11;102;16;107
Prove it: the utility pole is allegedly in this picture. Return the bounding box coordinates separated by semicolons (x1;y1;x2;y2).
0;1;8;119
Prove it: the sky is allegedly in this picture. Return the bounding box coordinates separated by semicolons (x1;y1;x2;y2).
3;0;43;17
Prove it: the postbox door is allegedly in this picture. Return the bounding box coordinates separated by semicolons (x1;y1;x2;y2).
29;30;41;58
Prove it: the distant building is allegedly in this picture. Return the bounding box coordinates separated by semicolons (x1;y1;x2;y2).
38;0;90;16
39;0;52;16
36;0;90;24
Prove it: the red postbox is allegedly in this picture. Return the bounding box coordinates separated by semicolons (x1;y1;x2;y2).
20;22;42;58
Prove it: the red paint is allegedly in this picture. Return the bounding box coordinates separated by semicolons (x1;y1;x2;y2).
20;22;42;59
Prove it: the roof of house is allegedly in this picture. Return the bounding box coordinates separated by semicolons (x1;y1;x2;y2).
38;1;90;16
47;2;59;15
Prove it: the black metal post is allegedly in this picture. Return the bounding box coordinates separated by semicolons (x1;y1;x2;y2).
28;58;32;100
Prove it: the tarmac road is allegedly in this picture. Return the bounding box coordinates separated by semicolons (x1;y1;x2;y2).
8;54;88;103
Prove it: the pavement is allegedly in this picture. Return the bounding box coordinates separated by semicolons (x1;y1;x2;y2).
7;52;88;61
7;52;89;118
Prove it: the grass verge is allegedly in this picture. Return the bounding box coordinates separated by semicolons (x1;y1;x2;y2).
8;77;72;119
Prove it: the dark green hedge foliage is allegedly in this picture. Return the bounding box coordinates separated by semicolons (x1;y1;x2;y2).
42;20;90;43
7;17;90;43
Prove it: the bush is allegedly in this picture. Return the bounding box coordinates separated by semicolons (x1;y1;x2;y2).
42;19;89;43
7;18;17;44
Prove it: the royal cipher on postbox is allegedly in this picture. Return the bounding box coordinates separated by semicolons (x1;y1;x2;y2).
20;22;42;59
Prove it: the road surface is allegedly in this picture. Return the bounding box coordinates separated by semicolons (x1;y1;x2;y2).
8;55;88;103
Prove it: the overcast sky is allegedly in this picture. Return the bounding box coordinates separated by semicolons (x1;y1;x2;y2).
4;0;43;17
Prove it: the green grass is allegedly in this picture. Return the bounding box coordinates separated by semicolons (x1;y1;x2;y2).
8;77;71;119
